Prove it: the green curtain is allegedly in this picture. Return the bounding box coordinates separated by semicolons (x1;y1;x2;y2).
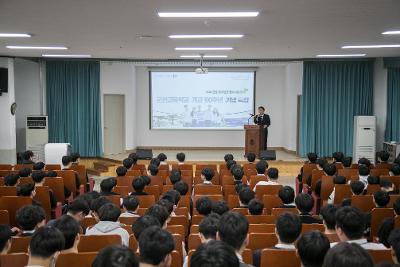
385;66;400;142
46;61;102;157
299;60;374;157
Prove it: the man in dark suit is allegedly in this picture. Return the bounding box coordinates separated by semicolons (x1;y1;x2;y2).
254;106;271;150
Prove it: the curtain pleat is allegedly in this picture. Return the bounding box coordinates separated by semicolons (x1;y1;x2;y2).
385;67;400;142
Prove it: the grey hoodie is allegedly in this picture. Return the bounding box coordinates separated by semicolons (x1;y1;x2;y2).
85;221;129;246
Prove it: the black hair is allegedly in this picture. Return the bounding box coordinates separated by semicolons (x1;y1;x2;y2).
46;171;57;177
138;226;175;265
4;174;19;186
19;167;32;177
323;164;337;176
122;195;139;211
224;154;234;162
98;203;121;222
132;177;145;192
380;179;393;189
169;169;181;185
307;153;318;163
373;190;390;207
239;187;255;206
191;240;239;267
358;164;370;176
29;226;65;258
92;245;139;267
295;193;314;213
201;168;215;181
67;199;90;216
255;160;268;174
332;152;344;162
350;180;365;195
226;160;237;171
90;197;111;214
258;106;265;111
276;213;302;243
394;198;400;215
53;215;80;250
16;205;46;231
335;206;365;240
148;164;159;176
231;166;244;180
157;153;167;162
33;162;45;171
279;186;295;204
377;217;394;248
196;196;213;216
391;164;400;175
333;175;346;184
17;183;35;197
367;176;380;185
132;215;161;240
122;158;134;169
173;181;189;196
248;199;264;215
32;171;46;183
246;153;256;163
158;199;174;215
70;152;80;163
267;168;278;179
211;201;229;216
199;213;221;240
149;158;160;167
322;242;373;267
100;177;117;193
116;166;127;177
378;151;390;162
128;153;138;164
297;231;330;267
62;155;72;166
319;204;337;230
388;229;400;262
316;158;328;169
218;212;249;251
176;152;185;162
162;190;180;206
145;204;170;226
0;225;12;252
22;150;34;160
342;157;353;168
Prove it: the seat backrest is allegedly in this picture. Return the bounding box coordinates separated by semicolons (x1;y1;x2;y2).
105;195;121;207
320;176;334;201
14;164;33;171
0;186;17;197
367;249;394;264
395;215;400;230
45;164;61;171
232;208;249;215
169;216;189;236
129;234;138;251
263;195;283;214
115;176;135;192
113;186;130;197
301;224;325;234
78;235;122;252
170;250;182;267
174;207;189;218
19;177;33;185
193;185;222;195
249;176;268;190
246;215;276;224
255;184;283;200
188;233;202;250
178;195;191;209
302;164;317;183
56;170;77;195
0;253;28;267
370;168;390;177
0;164;13;170
136;195;156;208
144;185;160;200
70;164;87;186
0;209;9;225
132;164;146;172
191;215;204;225
0;177;4;186
227;194;240;209
9;236;31;253
34;186;52;219
126;170;142;177
222;185;237;201
55;252;97;267
43;177;65;202
334;184;352;205
171;164;193;171
194;175;219;185
248;233;278;250
0;170;16;177
370;208;395;238
338;168;359;180
388;195;400;208
149;176;164;188
381;176;400;191
167;225;185;237
366;184;381;195
271;208;299;217
80;216;97;229
260;249;301;267
249;224;275;233
311;170;326;191
351;195;375;212
119;216;138;225
0;196;32;226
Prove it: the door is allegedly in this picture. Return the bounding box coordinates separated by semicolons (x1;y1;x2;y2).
104;94;125;155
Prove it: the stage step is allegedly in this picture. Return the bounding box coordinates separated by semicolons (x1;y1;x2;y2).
93;161;115;172
87;168;102;176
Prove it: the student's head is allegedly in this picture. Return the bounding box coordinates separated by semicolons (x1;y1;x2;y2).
296;231;330;267
267;168;278;180
100;177;117;193
70;152;80;164
141;175;151;186
322;242;373;267
316;158;328;169
350;180;365;195
377;217;394;248
62;155;73;168
358;164;370;176
391;164;400;176
157;153;167;162
258;106;265;114
248;199;264;215
92;245;139;267
16;205;46;231
335;206;365;241
163;190;180;207
148;164;159;176
145;204;170;228
98;203;121;222
132;177;146;192
279;186;295;204
224;154;234;162
342;157;353;168
46;171;57;177
196;197;212;216
132;215;161;240
307;153;318;163
0;225;12;254
115;166;127;176
231;166;244;180
23;150;34;161
176;152;185;163
169;169;181;185
32;171;46;184
53;215;80;251
17;183;36;197
201;168;214;182
173;181;188;196
275;213;302;244
295;193;314;213
218;212;249;252
333;175;346;185
373;190;390;208
122;158;134;169
388;229;400;264
90;197;111;220
19;167;32;177
332;152;344;163
226;160;237;171
66;199;90;222
150;158;160;167
323;164;337;176
380;179;395;192
128;153;138;164
319;204;337;231
358;158;371;167
211;201;229;216
378;151;390;162
191;240;239;267
122;195;139;212
247;152;256;163
4;173;19;186
138;226;175;267
394;198;400;215
199;213;220;242
238;186;255;206
28;226;65;265
256;160;268;174
158;199;174;215
33;162;45;171
367;176;380;185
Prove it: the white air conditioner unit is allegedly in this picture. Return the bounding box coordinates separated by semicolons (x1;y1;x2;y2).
353;116;376;164
26;116;48;162
45;143;72;166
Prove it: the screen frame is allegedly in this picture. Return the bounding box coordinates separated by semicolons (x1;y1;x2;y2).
149;69;257;131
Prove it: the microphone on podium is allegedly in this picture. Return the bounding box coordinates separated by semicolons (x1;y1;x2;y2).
248;114;255;125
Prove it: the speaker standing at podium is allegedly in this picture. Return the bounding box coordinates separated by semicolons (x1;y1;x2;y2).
254;106;271;150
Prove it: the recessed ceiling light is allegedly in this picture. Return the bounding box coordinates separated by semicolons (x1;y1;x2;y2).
0;33;31;37
316;54;366;57
175;47;233;51
382;31;400;35
180;55;228;58
342;44;400;49
158;12;259;18
42;54;91;58
6;45;67;50
169;34;243;39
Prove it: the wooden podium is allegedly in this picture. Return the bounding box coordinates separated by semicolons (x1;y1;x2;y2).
244;125;264;157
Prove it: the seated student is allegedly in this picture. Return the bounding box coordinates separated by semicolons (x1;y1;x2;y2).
277;186;296;208
62;155;81;190
19;167;32;178
26;226;65;267
327;175;347;204
130;177;148;196
238;186;255;208
296;231;330;267
33;162;45;171
377;150;391;164
86;203;130;246
141;175;151;186
342;180;366;206
70;152;81;165
4;173;20;186
147;164;159;178
0;225;13;254
46;170;72;198
176;152;186;164
342;156;353;168
196;196;212;216
92;245;139;267
358;164;370;187
200;168;215;185
99;177;118;196
274;212;302;249
390;164;400;176
297;152;318;183
246;152;256;164
333;206;386;249
319;204;338;237
255;160;268;176
138;226;175;267
22;150;35;164
150;158;161;168
145;204;171;229
17;184;41;206
248;199;264;215
157;153;168;165
380;179;395;194
132;215;161;240
128;152;139;165
32;171;57;208
162;190;180;208
48;199;90;226
224;153;234;163
90;197;111;222
323;242;374;267
332;152;344;163
231;166;245;185
53;215;80;254
169;169;181;185
295;193;322;224
16;205;46;236
373;190;390;208
358;157;372;168
173;181;189;196
120;195;140;217
158;198;175;217
305;157;327;188
388;229;400;264
116;166;128;177
314;163;337;197
367;175;380;186
211;201;229;216
122;158;134;170
191;240;240;267
253;168;279;191
226;160;237;171
217;212;252;267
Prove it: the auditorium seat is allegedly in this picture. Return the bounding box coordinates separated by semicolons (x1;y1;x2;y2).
78;235;122;252
260;249;301;267
144;185;160;199
0;253;28;267
249;224;275;233
222;185;237;201
136;195;156;208
370;168;390;177
367;249;393;264
249;176;268;190
337;168;358;180
14;164;33;171
34;186;53;219
171;164;193;171
56;252;97;267
177;195;191;209
248;233;278;250
129;234;138;251
167;224;185;237
0;210;9;225
170;250;182;267
255;184;282;200
193;185;222;195
388;195;400;208
232;207;249;215
0;186;17;197
370;208;395;239
70;164;88;188
191;215;204;225
113;186;130;197
319;176;334;202
333;184;352;205
9;236;31;253
310;170;325;191
302;164;317;185
263;195;283;214
119;216;138;225
227;195;240;209
45;164;61;171
19;177;34;185
0;196;32;226
271;208;299;217
169;216;189;236
381;176;400;191
81;216;97;229
56;170;79;196
188;233;201;250
246;215;276;224
0;164;13;170
301;224;325;234
115;176;135;192
105;195;121;207
351;195;375;212
126;170;142;177
366;184;381;195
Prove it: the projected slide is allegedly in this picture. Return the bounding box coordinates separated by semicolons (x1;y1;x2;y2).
150;71;255;130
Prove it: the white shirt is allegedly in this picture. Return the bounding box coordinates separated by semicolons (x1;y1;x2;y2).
331;239;387;250
359;175;369;186
235;252;244;263
253;180;279;192
275;243;296;249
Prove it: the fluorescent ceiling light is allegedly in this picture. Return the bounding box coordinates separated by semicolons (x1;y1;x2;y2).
342;44;400;49
42;54;91;58
175;47;233;51
6;45;67;50
158;12;259;18
169;34;243;39
382;31;400;35
180;55;228;58
316;54;366;57
0;33;31;37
